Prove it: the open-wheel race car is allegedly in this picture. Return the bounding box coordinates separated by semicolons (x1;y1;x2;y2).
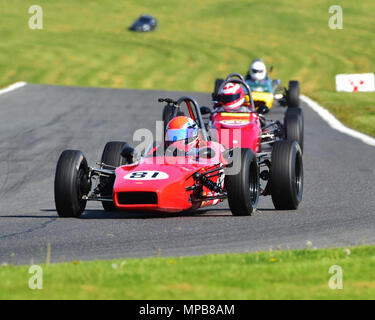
160;77;304;211
202;73;304;209
208;73;304;151
202;74;304;208
54;96;262;218
213;64;301;111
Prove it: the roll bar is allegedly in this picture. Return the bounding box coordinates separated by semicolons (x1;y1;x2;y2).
217;73;255;109
158;96;209;141
225;73;245;82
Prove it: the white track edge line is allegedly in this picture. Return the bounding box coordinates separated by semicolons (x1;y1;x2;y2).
0;81;27;96
301;94;375;147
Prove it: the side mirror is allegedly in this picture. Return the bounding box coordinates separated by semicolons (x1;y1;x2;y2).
121;144;135;164
200;106;212;115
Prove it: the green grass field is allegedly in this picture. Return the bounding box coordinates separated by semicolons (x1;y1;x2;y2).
1;245;374;299
1;0;374;135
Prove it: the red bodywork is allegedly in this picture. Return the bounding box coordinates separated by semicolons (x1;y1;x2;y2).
112;141;226;213
210;111;262;152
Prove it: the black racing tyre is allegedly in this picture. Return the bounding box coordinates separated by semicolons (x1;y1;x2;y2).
55;150;90;218
287;80;300;108
214;78;225;96
225;148;260;216
100;141;129;211
285;106;303;118
285;107;304;143
284;111;304;152
270;140;303;210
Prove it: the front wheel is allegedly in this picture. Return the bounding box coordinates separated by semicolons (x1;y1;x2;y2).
54;150;90;218
270;140;303;210
225;148;260;216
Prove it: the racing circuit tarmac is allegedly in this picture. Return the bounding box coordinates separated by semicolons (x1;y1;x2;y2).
0;84;375;265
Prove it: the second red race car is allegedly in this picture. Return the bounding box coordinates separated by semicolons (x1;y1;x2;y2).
199;73;304;210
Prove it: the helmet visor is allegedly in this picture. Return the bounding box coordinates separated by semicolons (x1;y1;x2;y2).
166;125;198;142
218;93;241;104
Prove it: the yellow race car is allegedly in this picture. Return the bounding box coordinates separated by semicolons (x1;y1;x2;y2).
246;91;274;110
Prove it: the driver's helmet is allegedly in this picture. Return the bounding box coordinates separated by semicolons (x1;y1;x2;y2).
250;59;267;81
165;116;199;152
218;82;245;112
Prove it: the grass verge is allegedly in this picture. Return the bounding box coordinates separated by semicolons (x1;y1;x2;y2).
1;245;375;299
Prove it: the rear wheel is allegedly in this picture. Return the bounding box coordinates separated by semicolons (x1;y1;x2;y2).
225;148;260;216
270;140;303;210
287;80;300;108
284;110;304;152
54;150;90;218
285;106;303;118
100;141;129;211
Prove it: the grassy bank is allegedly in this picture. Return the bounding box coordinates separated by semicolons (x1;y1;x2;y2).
0;0;374;135
1;245;374;299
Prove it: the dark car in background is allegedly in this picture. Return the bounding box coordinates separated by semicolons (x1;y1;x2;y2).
129;15;157;32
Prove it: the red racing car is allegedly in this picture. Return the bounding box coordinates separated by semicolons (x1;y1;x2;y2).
199;73;304;210
54;96;261;217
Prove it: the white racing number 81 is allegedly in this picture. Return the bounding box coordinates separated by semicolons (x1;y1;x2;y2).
124;171;169;180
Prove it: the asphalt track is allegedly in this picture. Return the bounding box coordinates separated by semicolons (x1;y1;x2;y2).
0;84;374;265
